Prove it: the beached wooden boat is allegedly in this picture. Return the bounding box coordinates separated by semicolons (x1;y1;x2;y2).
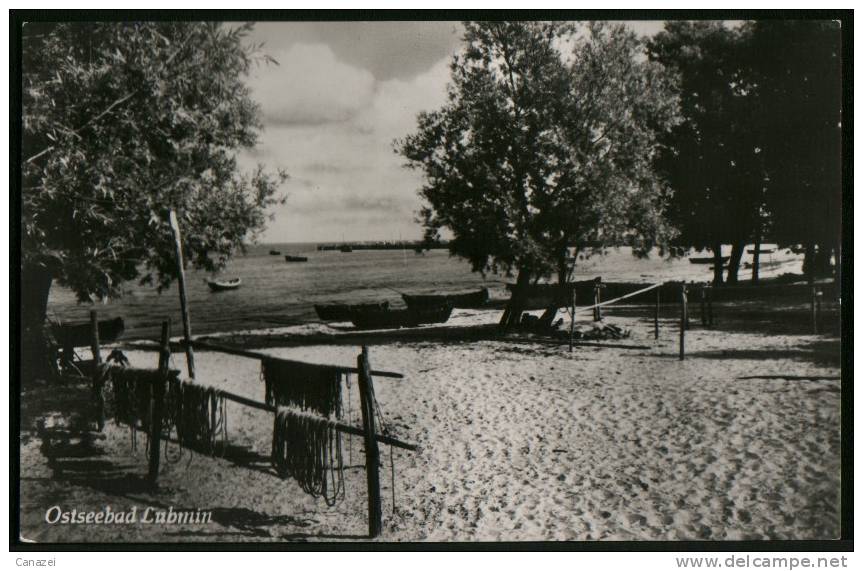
339;245;353;253
314;302;390;322
268;249;281;255
349;303;453;330
207;278;242;292
284;255;309;262
689;256;729;264
52;317;125;349
402;287;489;309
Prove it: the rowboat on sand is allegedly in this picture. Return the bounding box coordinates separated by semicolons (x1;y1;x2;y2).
314;302;390;322
284;255;309;262
690;256;729;264
402;287;489;309
349;303;453;330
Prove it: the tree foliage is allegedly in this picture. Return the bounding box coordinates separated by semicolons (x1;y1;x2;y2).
745;20;842;278
647;22;765;284
396;22;680;290
22;21;286;304
647;20;843;284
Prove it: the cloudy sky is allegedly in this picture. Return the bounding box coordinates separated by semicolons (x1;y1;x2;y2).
239;21;666;244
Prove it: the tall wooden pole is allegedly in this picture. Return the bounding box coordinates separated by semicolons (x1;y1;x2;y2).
679;284;687;361
707;285;714;327
593;283;602;321
168;209;195;379
149;319;170;486
357;346;383;538
569;289;576;352
89;310;105;430
654;286;660;340
700;286;707;326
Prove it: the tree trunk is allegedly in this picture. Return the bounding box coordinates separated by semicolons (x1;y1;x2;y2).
21;263;55;383
499;267;532;333
711;242;724;287
726;242;745;284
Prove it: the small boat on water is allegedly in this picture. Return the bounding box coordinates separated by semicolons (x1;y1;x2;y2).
207;278;242;292
350;303;453;330
402;287;489;309
269;249;281;255
339;245;353;253
284;255;309;262
314;302;390;322
689;256;730;264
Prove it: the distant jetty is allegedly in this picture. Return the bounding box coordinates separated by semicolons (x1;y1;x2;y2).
317;240;449;252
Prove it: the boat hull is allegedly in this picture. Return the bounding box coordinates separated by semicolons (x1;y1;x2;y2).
402;288;489;309
207;279;242;292
349;304;453;329
689;256;730;264
314;302;390;322
284;255;309;262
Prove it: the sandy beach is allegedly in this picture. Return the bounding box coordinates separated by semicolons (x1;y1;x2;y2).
19;298;841;543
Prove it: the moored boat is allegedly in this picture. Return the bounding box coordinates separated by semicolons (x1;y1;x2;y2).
339;245;353;253
269;249;281;255
314;302;390;322
689;256;729;264
207;278;242;292
284;255;309;262
402;287;489;309
349;303;453;330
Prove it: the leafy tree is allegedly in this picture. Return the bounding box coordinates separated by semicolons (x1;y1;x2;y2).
397;22;679;330
20;22;286;378
744;20;842;283
647;21;765;285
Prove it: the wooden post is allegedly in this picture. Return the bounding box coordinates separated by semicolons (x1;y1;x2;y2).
149;319;170;486
90;310;105;430
684;283;691;330
679;284;687;361
569;289;576;352
812;287;821;335
168;209;195;379
700;286;707;326
654;286;660;340
707;285;714;327
357;346;383;538
593;282;602;321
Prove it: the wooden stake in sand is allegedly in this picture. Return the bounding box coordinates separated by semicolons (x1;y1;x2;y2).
357;346;383;538
707;285;714;327
679;284;687;361
654;287;660;340
148;319;171;486
569;289;576;353
90;310;105;430
700;286;707;326
168;209;196;379
593;281;602;321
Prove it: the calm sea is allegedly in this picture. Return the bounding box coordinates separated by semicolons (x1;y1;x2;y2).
45;243;802;340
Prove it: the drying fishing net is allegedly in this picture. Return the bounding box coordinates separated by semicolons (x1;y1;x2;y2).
272;407;345;506
164;378;228;457
261;359;343;418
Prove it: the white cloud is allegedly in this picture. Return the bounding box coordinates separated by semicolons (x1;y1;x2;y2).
240;49;454;243
248;43;377;127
